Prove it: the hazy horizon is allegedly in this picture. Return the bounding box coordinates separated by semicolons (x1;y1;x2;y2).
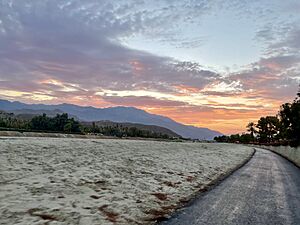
0;0;299;134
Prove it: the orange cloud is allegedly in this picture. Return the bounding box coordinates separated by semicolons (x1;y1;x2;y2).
146;106;279;134
173;85;201;93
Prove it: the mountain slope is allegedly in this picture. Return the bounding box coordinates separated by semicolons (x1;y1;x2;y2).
0;99;222;139
8;109;79;120
82;121;181;138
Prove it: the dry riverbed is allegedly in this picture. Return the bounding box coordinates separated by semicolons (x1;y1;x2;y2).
0;137;254;225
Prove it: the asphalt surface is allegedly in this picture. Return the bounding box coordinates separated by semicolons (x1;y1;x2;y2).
159;148;300;225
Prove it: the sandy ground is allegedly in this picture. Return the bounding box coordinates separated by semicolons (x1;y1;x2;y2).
0;137;254;225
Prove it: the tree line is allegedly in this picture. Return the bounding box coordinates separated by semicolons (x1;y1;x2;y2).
82;122;171;139
0;113;81;133
0;112;173;139
214;87;300;147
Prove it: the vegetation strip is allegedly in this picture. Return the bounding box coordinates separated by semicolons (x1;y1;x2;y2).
215;88;300;147
0;112;180;140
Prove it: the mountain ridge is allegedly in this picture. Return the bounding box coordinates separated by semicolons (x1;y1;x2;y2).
0;99;222;139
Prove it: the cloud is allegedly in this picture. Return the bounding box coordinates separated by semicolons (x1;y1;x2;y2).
0;0;220;94
0;0;299;134
228;57;299;102
0;0;222;113
102;95;187;108
229;23;300;103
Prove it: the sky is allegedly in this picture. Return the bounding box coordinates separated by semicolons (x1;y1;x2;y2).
0;0;299;134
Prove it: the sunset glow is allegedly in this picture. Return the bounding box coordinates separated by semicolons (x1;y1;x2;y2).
0;0;299;134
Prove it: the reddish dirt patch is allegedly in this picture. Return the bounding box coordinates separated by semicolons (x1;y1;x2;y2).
144;204;177;222
161;205;177;211
144;209;169;222
179;197;190;204
186;175;196;182
28;208;58;221
152;193;168;201
198;185;208;192
37;214;58;221
98;205;119;223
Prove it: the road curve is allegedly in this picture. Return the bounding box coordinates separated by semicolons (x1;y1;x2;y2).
159;148;300;225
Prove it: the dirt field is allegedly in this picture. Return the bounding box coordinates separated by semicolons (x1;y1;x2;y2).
0;137;254;225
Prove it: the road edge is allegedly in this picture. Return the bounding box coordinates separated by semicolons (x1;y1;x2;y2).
154;147;256;224
258;146;300;169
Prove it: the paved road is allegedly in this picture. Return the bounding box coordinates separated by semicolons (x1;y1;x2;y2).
159;148;300;225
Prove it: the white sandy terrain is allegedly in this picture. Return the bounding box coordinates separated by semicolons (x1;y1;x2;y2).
0;137;254;225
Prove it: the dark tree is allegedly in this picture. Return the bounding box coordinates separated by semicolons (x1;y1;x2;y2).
256;116;280;143
246;122;256;140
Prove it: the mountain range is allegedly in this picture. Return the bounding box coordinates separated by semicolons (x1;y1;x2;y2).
0;99;222;139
